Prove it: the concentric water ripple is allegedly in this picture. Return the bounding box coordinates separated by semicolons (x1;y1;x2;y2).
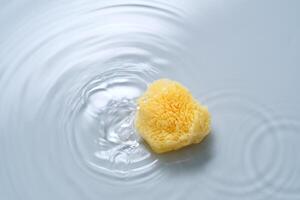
0;1;199;199
68;65;160;179
1;1;300;200
192;90;300;199
195;90;275;198
245;118;300;199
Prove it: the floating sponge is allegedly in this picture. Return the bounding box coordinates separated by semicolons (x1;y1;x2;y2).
135;79;211;153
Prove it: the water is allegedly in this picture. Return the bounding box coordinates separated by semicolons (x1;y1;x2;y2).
1;0;300;200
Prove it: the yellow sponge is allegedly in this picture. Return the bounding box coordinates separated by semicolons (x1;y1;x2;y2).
135;79;211;153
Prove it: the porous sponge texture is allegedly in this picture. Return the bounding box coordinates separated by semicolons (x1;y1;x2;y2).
135;79;211;153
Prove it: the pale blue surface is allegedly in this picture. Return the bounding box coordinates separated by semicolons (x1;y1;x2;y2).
0;0;300;200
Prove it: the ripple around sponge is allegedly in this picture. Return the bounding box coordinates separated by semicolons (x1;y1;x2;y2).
135;79;211;153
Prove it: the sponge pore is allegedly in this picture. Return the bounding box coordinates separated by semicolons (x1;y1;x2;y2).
135;79;211;153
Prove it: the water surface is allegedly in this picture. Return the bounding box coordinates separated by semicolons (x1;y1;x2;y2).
1;0;300;200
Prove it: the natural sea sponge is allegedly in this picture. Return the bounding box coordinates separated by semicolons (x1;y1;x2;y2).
135;79;211;153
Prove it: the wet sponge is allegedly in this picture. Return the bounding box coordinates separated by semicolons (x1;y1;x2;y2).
135;79;211;153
